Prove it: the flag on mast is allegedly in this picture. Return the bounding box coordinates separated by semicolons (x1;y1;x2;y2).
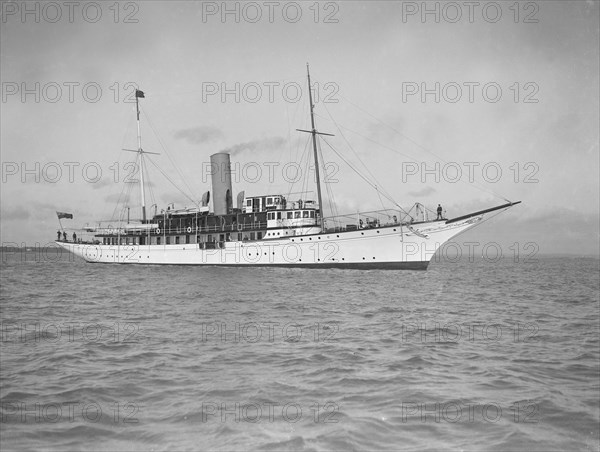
56;212;73;219
135;89;145;98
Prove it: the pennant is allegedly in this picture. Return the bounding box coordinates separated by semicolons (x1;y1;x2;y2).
56;212;73;219
135;89;145;98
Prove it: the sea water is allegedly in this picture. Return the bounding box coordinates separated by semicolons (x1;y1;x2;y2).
1;250;598;451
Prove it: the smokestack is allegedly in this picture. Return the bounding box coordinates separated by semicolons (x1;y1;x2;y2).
210;153;233;215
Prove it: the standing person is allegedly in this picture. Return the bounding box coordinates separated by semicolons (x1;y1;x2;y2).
62;231;67;241
57;230;61;241
437;204;443;220
73;232;77;242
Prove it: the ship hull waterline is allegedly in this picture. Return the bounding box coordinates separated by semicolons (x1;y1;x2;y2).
55;216;483;270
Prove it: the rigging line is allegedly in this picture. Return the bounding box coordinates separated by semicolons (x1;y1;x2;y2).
287;136;311;201
321;114;511;204
337;94;511;203
320;102;382;191
301;139;312;203
316;114;401;213
287;92;305;170
313;111;398;207
102;110;136;223
145;155;198;206
321;137;411;216
109;154;137;223
318;138;338;219
141;107;199;202
376;186;388;212
142;156;157;215
320;102;400;211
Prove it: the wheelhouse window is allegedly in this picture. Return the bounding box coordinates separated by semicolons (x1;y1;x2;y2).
303;211;309;218
287;212;293;219
295;211;301;219
277;212;282;219
310;211;315;218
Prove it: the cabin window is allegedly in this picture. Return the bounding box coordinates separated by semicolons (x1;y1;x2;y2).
166;237;171;244
287;212;293;219
277;212;282;219
157;237;161;245
186;235;190;244
208;234;213;242
310;211;315;218
303;211;309;218
175;236;180;244
267;197;273;205
257;231;263;240
246;199;251;206
237;233;242;241
250;232;255;240
295;211;301;219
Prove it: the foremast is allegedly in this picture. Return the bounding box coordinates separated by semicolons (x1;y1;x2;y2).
124;89;158;223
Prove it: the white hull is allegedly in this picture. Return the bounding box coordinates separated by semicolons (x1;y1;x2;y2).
56;217;481;269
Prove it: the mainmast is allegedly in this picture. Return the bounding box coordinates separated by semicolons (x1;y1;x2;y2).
297;64;334;230
135;89;146;222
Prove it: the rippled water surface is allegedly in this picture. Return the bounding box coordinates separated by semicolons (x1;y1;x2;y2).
1;252;599;451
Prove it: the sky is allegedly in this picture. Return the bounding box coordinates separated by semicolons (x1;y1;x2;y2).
1;0;599;256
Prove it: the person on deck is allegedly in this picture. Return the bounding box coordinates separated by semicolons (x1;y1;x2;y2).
73;232;77;242
62;232;67;241
57;230;61;241
437;204;443;220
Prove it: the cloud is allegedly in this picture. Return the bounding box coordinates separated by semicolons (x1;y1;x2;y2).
1;205;31;221
91;178;114;190
407;186;436;197
174;126;224;144
221;136;286;156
